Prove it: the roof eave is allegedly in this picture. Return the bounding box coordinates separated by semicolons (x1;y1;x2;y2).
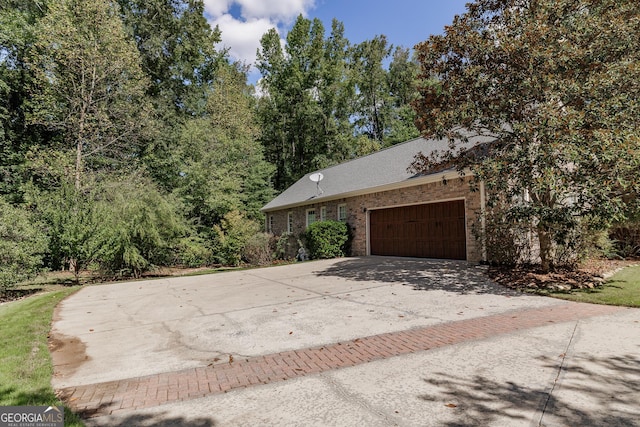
261;168;473;212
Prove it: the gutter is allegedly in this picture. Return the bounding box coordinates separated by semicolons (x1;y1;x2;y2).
262;168;474;212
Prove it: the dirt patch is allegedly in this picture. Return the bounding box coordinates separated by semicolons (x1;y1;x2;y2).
48;332;90;380
489;258;639;292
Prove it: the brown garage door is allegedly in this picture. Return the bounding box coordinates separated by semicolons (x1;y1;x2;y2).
369;200;466;260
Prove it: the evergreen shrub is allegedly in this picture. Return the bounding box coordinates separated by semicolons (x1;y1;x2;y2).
304;221;350;259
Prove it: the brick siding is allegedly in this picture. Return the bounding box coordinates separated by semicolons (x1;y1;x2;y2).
266;176;483;262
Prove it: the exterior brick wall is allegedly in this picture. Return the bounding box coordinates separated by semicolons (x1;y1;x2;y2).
265;176;484;262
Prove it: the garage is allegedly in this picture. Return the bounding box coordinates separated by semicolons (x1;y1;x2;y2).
369;200;467;260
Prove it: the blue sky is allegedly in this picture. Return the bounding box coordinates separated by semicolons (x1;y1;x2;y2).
203;0;469;81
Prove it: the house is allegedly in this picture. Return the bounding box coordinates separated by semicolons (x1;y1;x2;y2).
261;135;495;262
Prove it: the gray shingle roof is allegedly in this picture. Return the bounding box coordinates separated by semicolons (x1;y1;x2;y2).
261;134;493;212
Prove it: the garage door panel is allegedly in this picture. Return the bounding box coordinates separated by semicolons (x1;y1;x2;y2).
370;200;466;260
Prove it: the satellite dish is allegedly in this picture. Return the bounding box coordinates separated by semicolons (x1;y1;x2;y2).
309;172;324;183
309;172;324;196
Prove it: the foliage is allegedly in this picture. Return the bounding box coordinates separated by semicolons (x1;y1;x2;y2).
117;0;227;192
26;181;109;280
117;0;222;118
472;204;535;266
28;175;192;279
304;220;349;259
28;0;153;189
174;63;274;228
256;16;420;191
350;35;392;142
385;47;421;145
0;287;85;425
213;211;260;266
412;0;640;271
0;1;50;199
609;222;640;258
1;1;426;278
256;17;342;190
0;198;47;290
242;232;274;266
172;236;213;268
273;231;295;260
98;178;191;277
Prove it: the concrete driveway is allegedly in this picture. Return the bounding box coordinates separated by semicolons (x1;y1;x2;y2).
50;257;640;426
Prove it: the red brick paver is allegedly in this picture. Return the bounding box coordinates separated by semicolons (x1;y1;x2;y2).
56;302;622;417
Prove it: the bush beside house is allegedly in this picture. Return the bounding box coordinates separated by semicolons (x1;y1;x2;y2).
304;221;350;259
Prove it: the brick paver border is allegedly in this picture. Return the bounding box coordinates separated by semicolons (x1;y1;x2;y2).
56;302;622;417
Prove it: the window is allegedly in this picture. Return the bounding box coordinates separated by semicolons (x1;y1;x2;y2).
268;215;274;232
306;209;316;227
287;212;293;233
337;204;347;222
320;206;327;221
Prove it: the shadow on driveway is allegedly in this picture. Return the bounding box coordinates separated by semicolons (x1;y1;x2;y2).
313;257;522;296
419;353;640;427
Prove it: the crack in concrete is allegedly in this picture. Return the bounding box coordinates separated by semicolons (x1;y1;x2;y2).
537;320;579;426
320;372;402;426
246;270;422;318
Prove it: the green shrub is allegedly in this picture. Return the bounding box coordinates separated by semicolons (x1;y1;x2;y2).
304;220;349;259
609;221;640;258
98;180;190;277
0;198;48;289
273;232;294;260
27;181;109;278
29;178;193;279
213;211;260;266
173;236;213;267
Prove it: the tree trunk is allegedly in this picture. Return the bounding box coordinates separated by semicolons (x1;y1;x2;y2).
537;225;554;272
75;138;82;190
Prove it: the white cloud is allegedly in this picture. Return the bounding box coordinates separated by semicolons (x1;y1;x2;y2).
238;0;315;21
203;0;234;17
211;14;276;66
203;0;315;69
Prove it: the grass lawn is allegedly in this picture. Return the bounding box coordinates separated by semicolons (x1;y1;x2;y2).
0;287;85;426
549;265;640;307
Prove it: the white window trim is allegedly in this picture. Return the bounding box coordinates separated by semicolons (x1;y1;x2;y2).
287;212;293;233
306;208;316;227
337;204;347;222
320;206;327;221
268;215;274;233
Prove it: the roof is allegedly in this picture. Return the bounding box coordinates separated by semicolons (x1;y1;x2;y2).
261;134;494;212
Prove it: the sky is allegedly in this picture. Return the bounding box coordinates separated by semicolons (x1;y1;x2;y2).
202;0;470;82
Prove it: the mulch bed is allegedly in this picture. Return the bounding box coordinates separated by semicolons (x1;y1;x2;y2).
0;288;43;304
488;258;639;292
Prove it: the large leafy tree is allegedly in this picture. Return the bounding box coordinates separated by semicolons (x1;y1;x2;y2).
256;16;334;191
412;0;640;271
28;0;153;189
257;17;422;191
350;40;420;146
175;63;274;229
117;0;222;118
0;0;52;199
385;46;420;144
116;0;224;190
350;35;392;143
